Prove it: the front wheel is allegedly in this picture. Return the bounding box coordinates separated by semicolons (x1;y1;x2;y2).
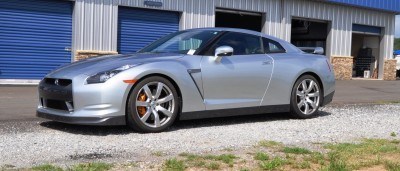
290;75;322;119
126;76;179;133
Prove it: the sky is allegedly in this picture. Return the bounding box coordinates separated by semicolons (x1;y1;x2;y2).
396;15;400;38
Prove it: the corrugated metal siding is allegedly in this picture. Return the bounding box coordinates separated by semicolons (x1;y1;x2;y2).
327;0;400;13
73;0;282;52
72;0;396;78
117;7;179;53
74;0;118;52
0;0;72;79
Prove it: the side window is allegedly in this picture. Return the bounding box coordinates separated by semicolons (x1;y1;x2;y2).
205;32;263;56
263;38;286;53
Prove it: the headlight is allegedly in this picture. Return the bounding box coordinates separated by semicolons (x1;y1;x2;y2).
86;64;140;84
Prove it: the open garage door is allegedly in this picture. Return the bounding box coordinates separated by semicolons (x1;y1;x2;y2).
215;8;263;32
291;19;329;55
0;0;73;79
351;24;382;79
118;7;180;54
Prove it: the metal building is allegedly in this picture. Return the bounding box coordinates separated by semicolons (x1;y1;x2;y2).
0;0;399;83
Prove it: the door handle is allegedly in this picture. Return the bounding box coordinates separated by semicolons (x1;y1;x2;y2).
262;61;273;65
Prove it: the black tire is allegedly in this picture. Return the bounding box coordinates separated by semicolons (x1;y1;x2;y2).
290;75;322;119
126;76;179;133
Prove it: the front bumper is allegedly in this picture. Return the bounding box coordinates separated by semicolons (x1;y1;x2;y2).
36;75;130;126
37;109;125;125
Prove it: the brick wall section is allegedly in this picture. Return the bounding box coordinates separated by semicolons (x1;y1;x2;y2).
331;56;353;80
75;50;118;61
383;59;397;81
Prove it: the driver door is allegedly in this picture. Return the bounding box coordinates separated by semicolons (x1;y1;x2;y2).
200;32;274;110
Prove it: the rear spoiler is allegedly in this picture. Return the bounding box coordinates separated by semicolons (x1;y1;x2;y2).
298;47;324;55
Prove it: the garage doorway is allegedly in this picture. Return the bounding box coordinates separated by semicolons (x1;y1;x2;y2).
215;8;263;32
291;19;329;55
351;24;382;79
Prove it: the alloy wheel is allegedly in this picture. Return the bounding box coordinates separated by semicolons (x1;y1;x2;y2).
135;82;175;128
296;79;320;115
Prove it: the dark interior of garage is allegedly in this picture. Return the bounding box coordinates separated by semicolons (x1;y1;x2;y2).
351;33;380;78
215;10;263;32
291;19;328;55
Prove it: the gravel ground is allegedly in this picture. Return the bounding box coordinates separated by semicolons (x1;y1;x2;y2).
0;104;399;168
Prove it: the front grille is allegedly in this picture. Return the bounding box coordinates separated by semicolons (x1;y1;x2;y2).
44;78;72;86
39;77;74;112
46;99;68;111
44;99;74;112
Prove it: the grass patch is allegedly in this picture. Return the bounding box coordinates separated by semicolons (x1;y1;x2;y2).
324;139;400;170
205;162;220;170
32;164;63;171
27;139;400;171
385;161;400;171
259;157;286;170
320;152;350;171
163;158;185;171
254;152;269;161
192;160;206;167
176;153;237;170
282;147;312;154
293;161;311;169
178;152;201;161
258;140;283;148
375;100;400;104
391;132;397;137
204;154;237;164
151;151;166;157
70;162;113;171
304;152;325;165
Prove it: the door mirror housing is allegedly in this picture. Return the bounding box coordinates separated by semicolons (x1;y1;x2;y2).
313;47;324;55
214;46;234;62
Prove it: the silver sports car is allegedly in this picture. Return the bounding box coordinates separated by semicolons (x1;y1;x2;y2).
37;28;335;132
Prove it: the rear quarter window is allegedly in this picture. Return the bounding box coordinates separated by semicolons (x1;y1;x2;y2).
263;38;286;54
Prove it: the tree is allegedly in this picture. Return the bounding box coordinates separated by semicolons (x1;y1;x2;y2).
395;38;400;50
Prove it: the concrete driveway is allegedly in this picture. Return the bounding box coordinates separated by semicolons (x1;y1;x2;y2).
1;80;399;121
333;80;400;104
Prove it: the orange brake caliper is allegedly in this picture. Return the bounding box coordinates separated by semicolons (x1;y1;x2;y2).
137;93;147;117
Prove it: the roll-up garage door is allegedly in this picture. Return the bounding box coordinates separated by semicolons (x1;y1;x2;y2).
353;24;382;36
118;7;180;54
0;0;73;79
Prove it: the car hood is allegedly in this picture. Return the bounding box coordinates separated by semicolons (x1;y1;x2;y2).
46;53;184;78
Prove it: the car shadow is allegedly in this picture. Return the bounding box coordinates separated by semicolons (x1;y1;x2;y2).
39;111;331;135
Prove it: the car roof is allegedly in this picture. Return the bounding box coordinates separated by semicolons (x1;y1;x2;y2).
187;27;281;41
186;27;301;54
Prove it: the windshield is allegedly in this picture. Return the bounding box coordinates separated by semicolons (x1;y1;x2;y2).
138;30;221;54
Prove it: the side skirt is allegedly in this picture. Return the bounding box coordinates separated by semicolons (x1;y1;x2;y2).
180;105;290;120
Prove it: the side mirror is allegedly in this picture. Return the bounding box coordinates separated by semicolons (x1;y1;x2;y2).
214;46;233;62
313;47;324;55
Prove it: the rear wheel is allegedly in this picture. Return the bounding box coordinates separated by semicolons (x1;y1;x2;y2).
127;76;179;132
290;75;322;119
